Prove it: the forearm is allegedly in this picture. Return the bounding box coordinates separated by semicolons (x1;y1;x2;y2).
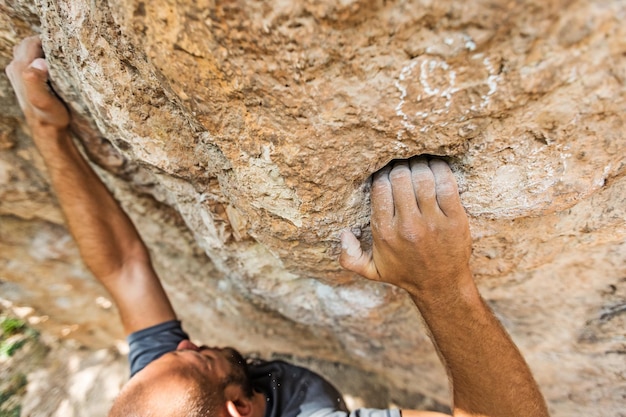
9;36;176;334
32;125;150;283
409;271;549;417
341;158;548;416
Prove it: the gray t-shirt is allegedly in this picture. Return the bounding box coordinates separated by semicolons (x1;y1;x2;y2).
128;321;401;417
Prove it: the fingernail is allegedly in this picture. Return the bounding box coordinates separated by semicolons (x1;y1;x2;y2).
340;231;352;247
340;232;361;257
30;58;48;72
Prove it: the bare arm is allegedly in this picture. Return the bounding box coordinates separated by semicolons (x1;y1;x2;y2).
340;158;549;417
6;36;176;335
401;411;450;417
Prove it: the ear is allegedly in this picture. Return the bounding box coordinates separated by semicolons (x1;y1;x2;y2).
224;386;254;417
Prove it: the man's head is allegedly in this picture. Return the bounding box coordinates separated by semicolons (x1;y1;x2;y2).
109;342;255;417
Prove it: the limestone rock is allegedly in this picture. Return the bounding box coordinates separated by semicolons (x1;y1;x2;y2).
1;1;625;416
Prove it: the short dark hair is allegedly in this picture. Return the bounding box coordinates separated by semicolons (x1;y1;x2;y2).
108;366;225;417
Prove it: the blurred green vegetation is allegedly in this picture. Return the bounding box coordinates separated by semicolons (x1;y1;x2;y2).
0;314;41;417
0;316;38;359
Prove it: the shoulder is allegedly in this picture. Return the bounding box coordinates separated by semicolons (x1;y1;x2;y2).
127;320;189;377
250;360;347;417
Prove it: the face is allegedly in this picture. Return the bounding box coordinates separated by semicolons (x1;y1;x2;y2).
131;341;254;398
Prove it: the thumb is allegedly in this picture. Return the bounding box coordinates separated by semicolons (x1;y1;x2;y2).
339;230;379;280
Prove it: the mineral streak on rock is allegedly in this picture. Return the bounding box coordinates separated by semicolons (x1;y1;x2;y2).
1;1;625;416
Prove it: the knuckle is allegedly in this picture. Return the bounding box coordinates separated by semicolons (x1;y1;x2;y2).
374;233;392;248
389;166;411;181
412;171;435;187
425;219;441;232
397;220;422;243
371;219;388;236
436;182;457;195
371;180;390;195
30;96;51;110
21;67;38;81
417;187;436;200
339;254;353;269
372;228;396;248
451;216;469;231
398;228;419;243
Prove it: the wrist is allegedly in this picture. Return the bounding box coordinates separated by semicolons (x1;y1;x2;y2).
30;122;69;137
29;123;71;147
405;267;480;309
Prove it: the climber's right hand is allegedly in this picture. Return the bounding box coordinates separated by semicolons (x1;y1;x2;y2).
6;35;70;134
339;157;474;299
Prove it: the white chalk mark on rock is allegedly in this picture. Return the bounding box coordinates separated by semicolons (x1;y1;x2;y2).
463;34;477;51
394;60;419;137
481;57;500;109
395;52;501;139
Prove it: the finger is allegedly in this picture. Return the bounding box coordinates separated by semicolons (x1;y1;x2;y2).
23;59;54;108
429;159;464;217
6;61;31;111
370;165;393;231
388;161;420;221
339;230;379;281
5;61;17;91
14;35;43;63
409;156;438;216
22;60;67;124
6;56;49;113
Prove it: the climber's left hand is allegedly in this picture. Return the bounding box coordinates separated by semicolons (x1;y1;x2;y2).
6;35;70;134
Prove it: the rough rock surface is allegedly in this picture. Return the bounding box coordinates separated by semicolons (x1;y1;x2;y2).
1;0;625;416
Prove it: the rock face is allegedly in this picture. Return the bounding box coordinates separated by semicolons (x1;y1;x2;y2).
1;0;625;416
